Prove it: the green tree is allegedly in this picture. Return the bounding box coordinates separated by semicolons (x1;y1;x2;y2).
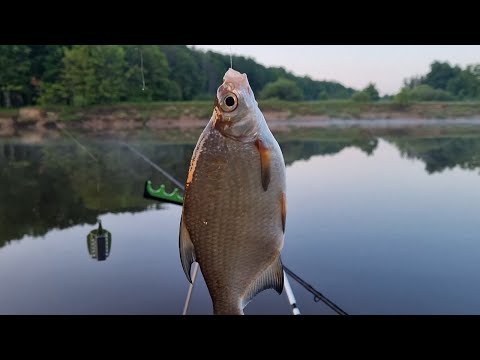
56;45;125;106
0;45;361;106
160;45;204;100
424;61;461;91
318;90;329;100
363;83;380;101
28;45;68;104
260;78;304;101
469;64;480;78
0;45;31;107
61;45;96;106
294;75;354;100
28;45;67;83
446;70;480;100
90;45;126;104
394;88;413;107
401;61;480;100
403;76;423;89
37;82;70;106
352;83;380;102
200;51;227;95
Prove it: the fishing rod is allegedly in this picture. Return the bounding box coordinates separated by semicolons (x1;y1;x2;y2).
182;263;200;315
283;266;348;315
124;142;347;315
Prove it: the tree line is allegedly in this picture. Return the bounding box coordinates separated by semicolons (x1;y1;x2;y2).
395;61;480;103
0;45;479;108
348;61;480;103
0;45;355;108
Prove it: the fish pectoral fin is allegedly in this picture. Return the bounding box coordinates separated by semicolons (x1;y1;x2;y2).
255;138;271;191
242;256;284;308
179;214;196;283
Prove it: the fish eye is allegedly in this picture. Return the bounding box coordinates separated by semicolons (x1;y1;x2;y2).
221;93;238;112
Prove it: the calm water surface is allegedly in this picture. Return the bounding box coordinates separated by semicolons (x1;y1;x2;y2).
1;125;479;314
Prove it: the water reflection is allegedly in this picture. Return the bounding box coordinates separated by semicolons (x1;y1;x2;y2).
0;126;479;249
388;136;480;173
87;221;112;261
1;125;480;314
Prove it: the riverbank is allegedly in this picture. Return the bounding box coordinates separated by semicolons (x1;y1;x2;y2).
1;100;480;138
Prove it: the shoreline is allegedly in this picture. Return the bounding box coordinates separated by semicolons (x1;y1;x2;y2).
2;101;480;138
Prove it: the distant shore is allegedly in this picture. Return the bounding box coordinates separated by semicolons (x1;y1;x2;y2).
1;100;480;138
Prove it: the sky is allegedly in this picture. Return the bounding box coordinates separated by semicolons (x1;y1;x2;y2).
192;45;480;95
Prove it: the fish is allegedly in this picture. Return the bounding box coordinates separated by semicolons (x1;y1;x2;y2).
179;68;287;315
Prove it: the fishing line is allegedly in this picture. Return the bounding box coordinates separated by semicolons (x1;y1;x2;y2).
59;127;99;162
120;141;184;190
136;47;146;91
56;126;105;217
229;45;233;69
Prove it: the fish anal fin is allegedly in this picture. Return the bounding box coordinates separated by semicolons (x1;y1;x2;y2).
280;191;287;233
242;256;284;309
255;138;271;191
179;214;196;283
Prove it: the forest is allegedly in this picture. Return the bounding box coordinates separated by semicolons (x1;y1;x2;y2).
0;45;354;108
0;45;479;108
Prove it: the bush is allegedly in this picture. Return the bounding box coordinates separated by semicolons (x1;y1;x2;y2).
260;78;304;101
352;91;371;102
397;84;455;102
363;83;380;101
393;88;413;108
352;83;380;102
409;84;455;101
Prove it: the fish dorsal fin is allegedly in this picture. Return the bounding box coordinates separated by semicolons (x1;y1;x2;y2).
242;256;284;309
179;214;196;283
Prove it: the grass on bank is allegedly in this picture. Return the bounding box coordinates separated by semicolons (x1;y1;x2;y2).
2;100;480;121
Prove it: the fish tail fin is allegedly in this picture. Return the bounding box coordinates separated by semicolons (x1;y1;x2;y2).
241;256;284;309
